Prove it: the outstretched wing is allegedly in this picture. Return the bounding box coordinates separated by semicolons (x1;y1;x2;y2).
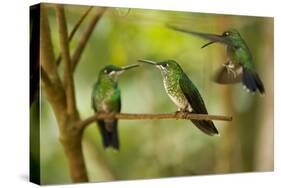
167;25;232;46
214;64;243;84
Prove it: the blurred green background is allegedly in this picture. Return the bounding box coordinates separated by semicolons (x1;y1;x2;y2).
32;4;273;184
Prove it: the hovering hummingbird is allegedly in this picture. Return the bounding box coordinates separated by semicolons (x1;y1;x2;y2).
168;25;265;94
92;64;139;149
139;59;219;136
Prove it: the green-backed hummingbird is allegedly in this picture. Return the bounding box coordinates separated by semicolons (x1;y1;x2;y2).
92;64;139;149
139;59;218;136
168;26;265;94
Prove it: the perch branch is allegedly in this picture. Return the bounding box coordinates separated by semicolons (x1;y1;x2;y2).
77;112;232;130
71;7;107;71
56;5;78;116
56;6;93;65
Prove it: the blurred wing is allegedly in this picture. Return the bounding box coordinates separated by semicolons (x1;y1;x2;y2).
214;64;243;84
167;25;232;46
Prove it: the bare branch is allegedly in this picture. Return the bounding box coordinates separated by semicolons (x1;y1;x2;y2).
69;7;94;42
39;5;109;183
56;5;78;116
71;7;107;71
40;5;66;119
40;5;63;87
40;66;52;87
56;6;93;65
77;112;232;130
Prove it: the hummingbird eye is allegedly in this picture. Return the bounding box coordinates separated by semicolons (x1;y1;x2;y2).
104;69;112;74
223;31;230;36
162;63;168;68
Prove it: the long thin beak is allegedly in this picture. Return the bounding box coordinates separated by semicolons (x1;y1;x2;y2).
167;25;230;47
138;59;157;65
115;64;139;76
121;64;140;70
201;41;216;48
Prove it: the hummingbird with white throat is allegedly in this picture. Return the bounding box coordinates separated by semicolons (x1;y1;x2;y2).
139;59;219;136
168;25;265;94
92;64;139;149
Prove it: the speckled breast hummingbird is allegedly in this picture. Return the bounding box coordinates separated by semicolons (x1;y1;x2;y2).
92;64;139;150
139;59;219;136
168;26;265;94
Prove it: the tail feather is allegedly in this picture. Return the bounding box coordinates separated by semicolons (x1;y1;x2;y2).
242;67;265;94
214;65;265;94
191;119;219;136
97;120;119;150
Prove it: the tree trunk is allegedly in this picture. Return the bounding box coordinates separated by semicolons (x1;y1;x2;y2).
40;4;89;182
60;127;89;182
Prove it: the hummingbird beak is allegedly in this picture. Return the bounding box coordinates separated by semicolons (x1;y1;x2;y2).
199;34;229;48
201;41;216;48
114;64;139;77
138;59;157;65
138;59;161;69
121;64;140;70
138;59;160;68
167;25;230;47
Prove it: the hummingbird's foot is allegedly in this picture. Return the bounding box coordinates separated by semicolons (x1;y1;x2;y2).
183;112;190;119
175;110;181;114
175;110;182;119
223;63;237;78
176;109;190;119
228;68;237;78
175;109;189;119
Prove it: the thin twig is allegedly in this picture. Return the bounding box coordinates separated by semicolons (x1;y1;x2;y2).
56;5;78;116
56;6;93;65
71;7;107;71
77;112;232;130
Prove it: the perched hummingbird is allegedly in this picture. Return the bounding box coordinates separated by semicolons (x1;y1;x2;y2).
139;59;219;136
168;25;265;94
92;64;139;149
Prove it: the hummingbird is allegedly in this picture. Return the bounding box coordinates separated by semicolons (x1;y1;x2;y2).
139;59;219;136
92;64;139;149
167;25;265;94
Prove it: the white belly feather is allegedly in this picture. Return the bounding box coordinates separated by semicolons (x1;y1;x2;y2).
163;78;192;112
